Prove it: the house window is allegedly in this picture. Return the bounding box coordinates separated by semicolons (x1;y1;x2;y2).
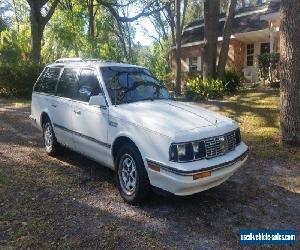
246;44;254;66
189;57;198;72
260;43;270;54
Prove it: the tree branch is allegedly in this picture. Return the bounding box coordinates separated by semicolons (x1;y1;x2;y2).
180;0;188;35
110;0;139;8
165;3;175;45
43;0;60;24
97;0;170;23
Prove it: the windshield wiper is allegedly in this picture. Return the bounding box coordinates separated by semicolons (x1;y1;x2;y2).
139;97;155;102
111;81;156;104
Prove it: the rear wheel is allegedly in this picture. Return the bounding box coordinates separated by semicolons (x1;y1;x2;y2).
43;118;60;156
116;143;151;204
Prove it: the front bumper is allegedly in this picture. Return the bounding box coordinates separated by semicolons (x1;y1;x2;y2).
146;146;248;196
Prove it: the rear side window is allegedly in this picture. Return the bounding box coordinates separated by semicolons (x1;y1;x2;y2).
56;68;78;99
34;67;61;94
76;69;102;102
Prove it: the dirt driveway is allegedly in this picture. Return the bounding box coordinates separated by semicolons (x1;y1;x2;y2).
0;97;299;249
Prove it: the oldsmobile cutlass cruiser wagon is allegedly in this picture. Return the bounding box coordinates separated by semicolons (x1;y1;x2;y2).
30;58;249;204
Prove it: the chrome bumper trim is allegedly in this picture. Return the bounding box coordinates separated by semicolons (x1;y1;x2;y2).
147;149;249;176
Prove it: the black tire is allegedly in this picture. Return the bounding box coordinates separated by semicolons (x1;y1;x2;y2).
42;118;60;156
115;143;151;204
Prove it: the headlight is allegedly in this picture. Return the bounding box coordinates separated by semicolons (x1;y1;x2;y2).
177;144;186;157
169;129;242;162
169;141;206;162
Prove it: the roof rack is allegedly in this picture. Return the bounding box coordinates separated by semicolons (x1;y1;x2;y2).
85;58;123;63
54;57;126;64
85;58;104;62
55;58;85;63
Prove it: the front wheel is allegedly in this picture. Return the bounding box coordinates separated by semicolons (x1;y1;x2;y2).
116;144;151;204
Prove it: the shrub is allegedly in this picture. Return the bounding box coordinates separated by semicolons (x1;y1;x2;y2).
257;52;280;84
270;81;280;88
257;53;270;81
222;69;241;92
185;77;225;100
269;53;280;82
0;61;43;98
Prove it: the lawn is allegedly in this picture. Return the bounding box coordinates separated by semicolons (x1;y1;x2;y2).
199;87;300;167
0;87;299;249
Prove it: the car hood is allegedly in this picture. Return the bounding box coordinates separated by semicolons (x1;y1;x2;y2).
110;100;236;138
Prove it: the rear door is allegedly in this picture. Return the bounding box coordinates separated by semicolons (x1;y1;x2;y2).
72;68;110;166
52;67;79;149
31;66;62;127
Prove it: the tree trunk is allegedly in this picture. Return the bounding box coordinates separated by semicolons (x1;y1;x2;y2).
217;0;237;78
175;0;182;95
280;0;300;145
27;0;60;63
88;0;95;38
29;8;45;63
165;4;176;46
203;0;220;80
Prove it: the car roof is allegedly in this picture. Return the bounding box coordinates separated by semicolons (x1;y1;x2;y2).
46;58;146;70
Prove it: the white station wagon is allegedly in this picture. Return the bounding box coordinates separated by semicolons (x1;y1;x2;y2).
30;58;249;204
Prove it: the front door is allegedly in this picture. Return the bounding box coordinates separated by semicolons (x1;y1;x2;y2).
52;67;79;149
72;68;110;166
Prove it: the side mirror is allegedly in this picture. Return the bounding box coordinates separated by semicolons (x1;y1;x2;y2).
89;94;107;108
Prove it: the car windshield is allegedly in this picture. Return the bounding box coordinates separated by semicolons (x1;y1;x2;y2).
100;66;170;105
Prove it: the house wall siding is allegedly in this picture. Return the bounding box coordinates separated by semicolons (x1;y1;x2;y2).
232;40;245;72
172;36;282;85
171;40;245;75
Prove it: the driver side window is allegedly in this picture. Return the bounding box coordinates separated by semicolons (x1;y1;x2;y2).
76;69;102;102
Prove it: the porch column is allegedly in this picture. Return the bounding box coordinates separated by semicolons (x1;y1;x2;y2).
270;22;275;53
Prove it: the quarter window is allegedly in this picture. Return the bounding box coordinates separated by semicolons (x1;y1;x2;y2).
34;67;61;94
76;69;102;102
56;68;78;99
246;44;254;66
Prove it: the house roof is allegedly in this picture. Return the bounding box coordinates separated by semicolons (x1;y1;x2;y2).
182;2;280;46
185;4;270;30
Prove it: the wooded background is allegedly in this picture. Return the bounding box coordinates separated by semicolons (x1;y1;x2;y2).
0;0;299;145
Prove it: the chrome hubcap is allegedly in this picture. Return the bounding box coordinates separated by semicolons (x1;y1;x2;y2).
44;124;53;151
118;154;137;195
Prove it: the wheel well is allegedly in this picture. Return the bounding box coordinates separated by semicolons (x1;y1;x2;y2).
112;136;137;163
40;112;50;127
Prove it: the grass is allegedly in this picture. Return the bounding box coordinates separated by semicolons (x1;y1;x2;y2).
0;88;299;248
200;87;300;167
0;96;31;105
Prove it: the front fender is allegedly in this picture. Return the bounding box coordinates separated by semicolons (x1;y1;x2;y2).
109;123;172;169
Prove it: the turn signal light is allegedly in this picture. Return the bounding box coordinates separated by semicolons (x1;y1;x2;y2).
148;162;161;172
193;171;211;180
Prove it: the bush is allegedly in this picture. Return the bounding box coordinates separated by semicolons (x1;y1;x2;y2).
270;81;280;88
223;69;241;92
0;61;43;98
185;77;225;100
257;53;270;80
257;52;280;84
184;70;242;100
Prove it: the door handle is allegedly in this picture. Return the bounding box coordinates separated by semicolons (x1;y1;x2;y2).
74;110;81;115
51;104;57;108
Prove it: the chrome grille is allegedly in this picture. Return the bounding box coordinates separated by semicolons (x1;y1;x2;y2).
205;137;221;158
204;131;238;159
226;131;237;151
